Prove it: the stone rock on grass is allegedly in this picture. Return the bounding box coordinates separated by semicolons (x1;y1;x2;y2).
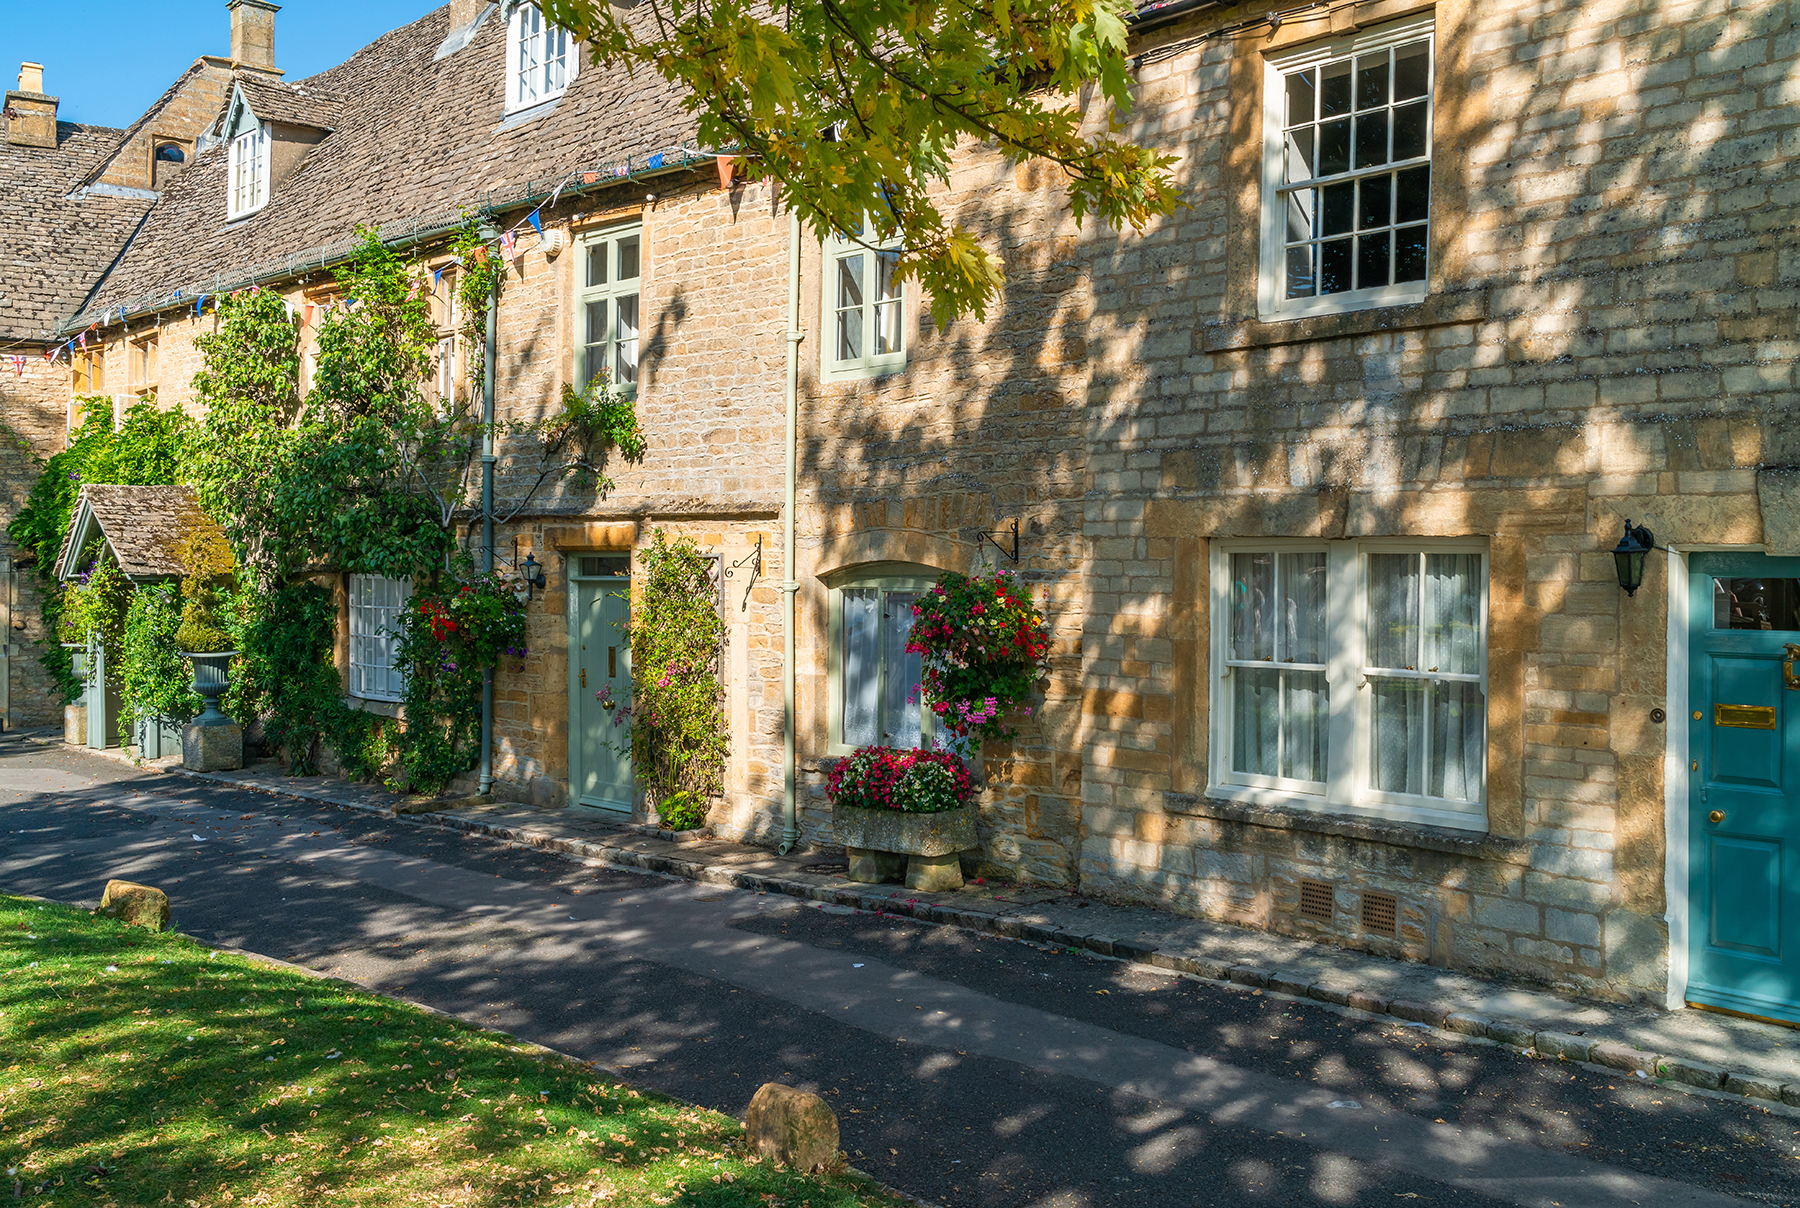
745;1082;840;1174
97;879;170;931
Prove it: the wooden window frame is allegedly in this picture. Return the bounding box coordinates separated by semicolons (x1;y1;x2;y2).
1209;537;1490;831
1259;16;1435;319
825;565;938;755
506;2;577;114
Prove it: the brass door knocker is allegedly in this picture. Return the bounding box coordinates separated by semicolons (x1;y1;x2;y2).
1785;643;1800;691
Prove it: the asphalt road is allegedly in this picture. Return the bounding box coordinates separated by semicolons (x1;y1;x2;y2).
3;733;1796;1208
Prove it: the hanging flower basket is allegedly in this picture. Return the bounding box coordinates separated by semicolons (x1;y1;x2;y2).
906;570;1051;743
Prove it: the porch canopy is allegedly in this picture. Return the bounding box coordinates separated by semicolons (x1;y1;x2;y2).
55;484;225;584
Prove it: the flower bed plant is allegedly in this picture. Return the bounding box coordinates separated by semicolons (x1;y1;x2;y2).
826;745;976;814
906;570;1051;742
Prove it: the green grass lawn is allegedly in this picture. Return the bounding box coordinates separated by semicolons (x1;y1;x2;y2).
0;894;900;1208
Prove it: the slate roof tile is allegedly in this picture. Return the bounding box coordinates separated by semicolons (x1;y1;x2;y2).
0;122;154;343
81;4;698;322
59;484;223;581
236;74;347;131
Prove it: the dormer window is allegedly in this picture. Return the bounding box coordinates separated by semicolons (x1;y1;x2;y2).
228;125;270;219
507;3;575;113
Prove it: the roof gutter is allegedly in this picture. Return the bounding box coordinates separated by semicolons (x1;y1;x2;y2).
1129;0;1227;36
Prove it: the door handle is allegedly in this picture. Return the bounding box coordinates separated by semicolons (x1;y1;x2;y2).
1784;644;1800;690
1709;810;1725;824
580;668;587;688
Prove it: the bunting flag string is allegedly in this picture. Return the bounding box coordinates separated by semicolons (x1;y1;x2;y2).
499;230;517;259
526;209;543;235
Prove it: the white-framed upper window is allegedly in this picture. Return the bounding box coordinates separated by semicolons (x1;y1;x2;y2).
828;568;934;752
507;2;576;113
1211;540;1487;831
349;573;412;703
1260;16;1434;318
823;220;906;381
227;125;270;220
577;224;641;394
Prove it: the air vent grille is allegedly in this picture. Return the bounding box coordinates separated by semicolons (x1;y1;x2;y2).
1360;890;1398;936
1298;879;1334;922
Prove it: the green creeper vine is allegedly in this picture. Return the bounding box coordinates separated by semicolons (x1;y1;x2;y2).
616;529;728;821
119;581;202;732
22;219;651;792
10;399;191;702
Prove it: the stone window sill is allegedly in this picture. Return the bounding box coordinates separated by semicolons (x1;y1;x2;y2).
1201;290;1488;354
1164;791;1530;865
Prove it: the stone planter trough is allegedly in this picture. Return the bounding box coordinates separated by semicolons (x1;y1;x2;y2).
832;805;976;892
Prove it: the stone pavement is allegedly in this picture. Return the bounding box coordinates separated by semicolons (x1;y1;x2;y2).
178;758;1800;1107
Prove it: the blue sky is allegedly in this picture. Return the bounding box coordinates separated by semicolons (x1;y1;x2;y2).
5;1;438;128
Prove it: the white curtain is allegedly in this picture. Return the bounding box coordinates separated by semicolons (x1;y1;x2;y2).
1370;678;1424;795
1366;552;1418;670
1280;551;1326;663
1283;671;1327;782
1423;553;1480;674
1233;669;1280;776
1231;553;1275;661
1429;680;1484;802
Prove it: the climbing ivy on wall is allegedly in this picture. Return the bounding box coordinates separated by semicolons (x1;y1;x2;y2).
20;219;647;791
8;399;193;702
621;529;729;815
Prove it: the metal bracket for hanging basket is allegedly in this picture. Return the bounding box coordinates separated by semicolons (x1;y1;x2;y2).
979;518;1020;563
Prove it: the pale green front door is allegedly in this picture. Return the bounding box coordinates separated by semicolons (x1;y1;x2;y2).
572;568;632;810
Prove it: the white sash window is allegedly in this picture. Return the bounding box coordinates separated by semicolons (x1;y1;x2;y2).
1212;541;1488;830
227;126;270;220
507;3;576;113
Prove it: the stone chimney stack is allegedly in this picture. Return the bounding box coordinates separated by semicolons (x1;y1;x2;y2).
447;0;493;31
6;63;58;148
228;0;282;75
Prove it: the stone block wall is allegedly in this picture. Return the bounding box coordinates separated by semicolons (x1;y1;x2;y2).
1054;0;1800;1001
790;147;1096;882
0;353;77;727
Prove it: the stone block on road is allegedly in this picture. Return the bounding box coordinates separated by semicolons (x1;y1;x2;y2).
97;879;170;931
745;1082;840;1174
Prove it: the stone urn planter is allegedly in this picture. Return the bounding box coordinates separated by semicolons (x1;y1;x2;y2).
833;805;976;892
180;651;242;771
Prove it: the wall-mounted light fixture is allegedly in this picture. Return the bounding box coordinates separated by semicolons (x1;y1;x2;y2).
504;537;549;603
1611;519;1659;597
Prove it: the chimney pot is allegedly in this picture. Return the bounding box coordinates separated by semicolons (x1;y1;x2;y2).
228;0;281;75
7;62;58;148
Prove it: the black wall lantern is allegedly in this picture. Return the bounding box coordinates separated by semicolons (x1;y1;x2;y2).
1612;519;1657;597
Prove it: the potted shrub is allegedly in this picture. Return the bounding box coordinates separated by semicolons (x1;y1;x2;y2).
907;570;1051;744
174;523;238;728
828;745;977;891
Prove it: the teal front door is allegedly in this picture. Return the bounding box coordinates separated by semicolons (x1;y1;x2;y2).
1688;553;1800;1022
572;569;633;811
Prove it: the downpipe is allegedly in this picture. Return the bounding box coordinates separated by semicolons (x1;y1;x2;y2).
478;229;499;796
778;208;803;854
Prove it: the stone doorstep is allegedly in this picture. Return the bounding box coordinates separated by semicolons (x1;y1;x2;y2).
178;764;1800;1113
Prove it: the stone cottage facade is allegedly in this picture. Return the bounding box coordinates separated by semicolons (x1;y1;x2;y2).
10;0;1800;1018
